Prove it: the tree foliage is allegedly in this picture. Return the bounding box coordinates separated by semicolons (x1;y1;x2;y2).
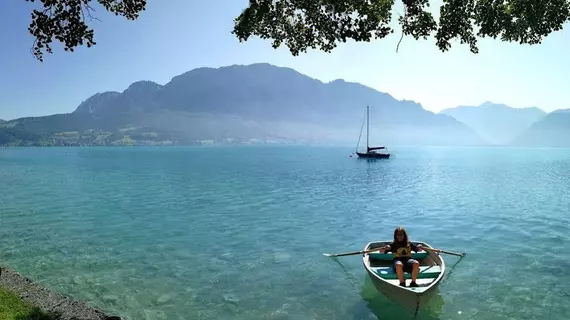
232;0;570;55
22;0;570;61
26;0;146;61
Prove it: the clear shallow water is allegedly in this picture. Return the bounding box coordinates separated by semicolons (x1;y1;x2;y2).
0;146;569;320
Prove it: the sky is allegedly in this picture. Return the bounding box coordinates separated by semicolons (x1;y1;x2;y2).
0;0;569;120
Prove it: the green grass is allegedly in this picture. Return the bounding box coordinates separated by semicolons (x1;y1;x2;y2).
0;288;59;320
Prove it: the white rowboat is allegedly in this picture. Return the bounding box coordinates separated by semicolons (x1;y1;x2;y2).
361;240;446;317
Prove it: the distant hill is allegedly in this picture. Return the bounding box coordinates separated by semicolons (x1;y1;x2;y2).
440;102;546;145
0;63;486;147
510;109;570;147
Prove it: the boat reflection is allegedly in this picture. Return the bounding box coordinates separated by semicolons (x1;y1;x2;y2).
358;275;444;319
331;257;444;320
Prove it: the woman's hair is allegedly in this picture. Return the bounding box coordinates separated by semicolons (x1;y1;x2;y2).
393;227;409;244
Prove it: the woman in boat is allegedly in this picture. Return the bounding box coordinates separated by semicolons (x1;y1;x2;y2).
382;227;423;288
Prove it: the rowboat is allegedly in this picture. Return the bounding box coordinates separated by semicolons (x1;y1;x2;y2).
361;240;445;317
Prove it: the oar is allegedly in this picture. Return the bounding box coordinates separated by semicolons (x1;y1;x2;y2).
322;247;384;257
423;247;466;257
323;246;466;258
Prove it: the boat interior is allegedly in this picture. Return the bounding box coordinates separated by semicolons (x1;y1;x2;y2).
364;241;444;289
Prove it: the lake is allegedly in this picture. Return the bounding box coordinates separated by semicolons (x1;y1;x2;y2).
0;146;569;319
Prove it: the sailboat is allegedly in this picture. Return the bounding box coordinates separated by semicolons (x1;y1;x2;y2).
355;105;390;159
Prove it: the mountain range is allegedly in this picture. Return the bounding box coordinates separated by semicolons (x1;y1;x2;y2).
440;102;547;145
441;103;570;147
510;109;570;147
0;63;567;147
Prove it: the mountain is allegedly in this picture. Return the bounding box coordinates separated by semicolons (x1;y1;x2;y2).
0;63;486;147
510;109;570;147
440;102;547;145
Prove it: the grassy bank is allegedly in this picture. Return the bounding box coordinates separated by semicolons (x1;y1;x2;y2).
0;287;56;320
0;266;119;320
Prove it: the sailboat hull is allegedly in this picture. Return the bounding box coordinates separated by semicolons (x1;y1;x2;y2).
356;152;391;159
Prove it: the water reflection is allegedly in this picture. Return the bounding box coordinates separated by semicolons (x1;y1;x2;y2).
331;257;444;320
359;275;444;320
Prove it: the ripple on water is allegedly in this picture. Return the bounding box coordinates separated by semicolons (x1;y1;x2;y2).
0;146;569;319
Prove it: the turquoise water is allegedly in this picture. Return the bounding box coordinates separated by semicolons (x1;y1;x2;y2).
0;146;569;320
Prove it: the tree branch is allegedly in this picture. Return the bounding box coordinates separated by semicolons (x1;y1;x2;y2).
396;27;405;53
83;2;101;22
26;0;146;62
395;2;406;53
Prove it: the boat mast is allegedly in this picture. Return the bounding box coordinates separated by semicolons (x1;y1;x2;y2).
366;105;369;151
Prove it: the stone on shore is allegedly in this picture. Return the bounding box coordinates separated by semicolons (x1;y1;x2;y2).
0;266;123;320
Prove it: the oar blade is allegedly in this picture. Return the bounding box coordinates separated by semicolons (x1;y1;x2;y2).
323;252;349;257
323;250;373;258
441;250;466;257
423;246;466;257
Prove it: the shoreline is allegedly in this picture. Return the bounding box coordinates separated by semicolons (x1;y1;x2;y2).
0;266;122;320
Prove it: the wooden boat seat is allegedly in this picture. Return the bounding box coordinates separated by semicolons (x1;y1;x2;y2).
369;251;429;261
371;265;442;280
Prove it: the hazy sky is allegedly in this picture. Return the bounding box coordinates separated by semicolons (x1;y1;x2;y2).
1;0;569;120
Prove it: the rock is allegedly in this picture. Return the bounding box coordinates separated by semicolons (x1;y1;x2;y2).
156;293;172;305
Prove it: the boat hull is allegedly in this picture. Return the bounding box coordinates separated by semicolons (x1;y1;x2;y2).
356;152;390;159
364;267;439;313
362;241;445;316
